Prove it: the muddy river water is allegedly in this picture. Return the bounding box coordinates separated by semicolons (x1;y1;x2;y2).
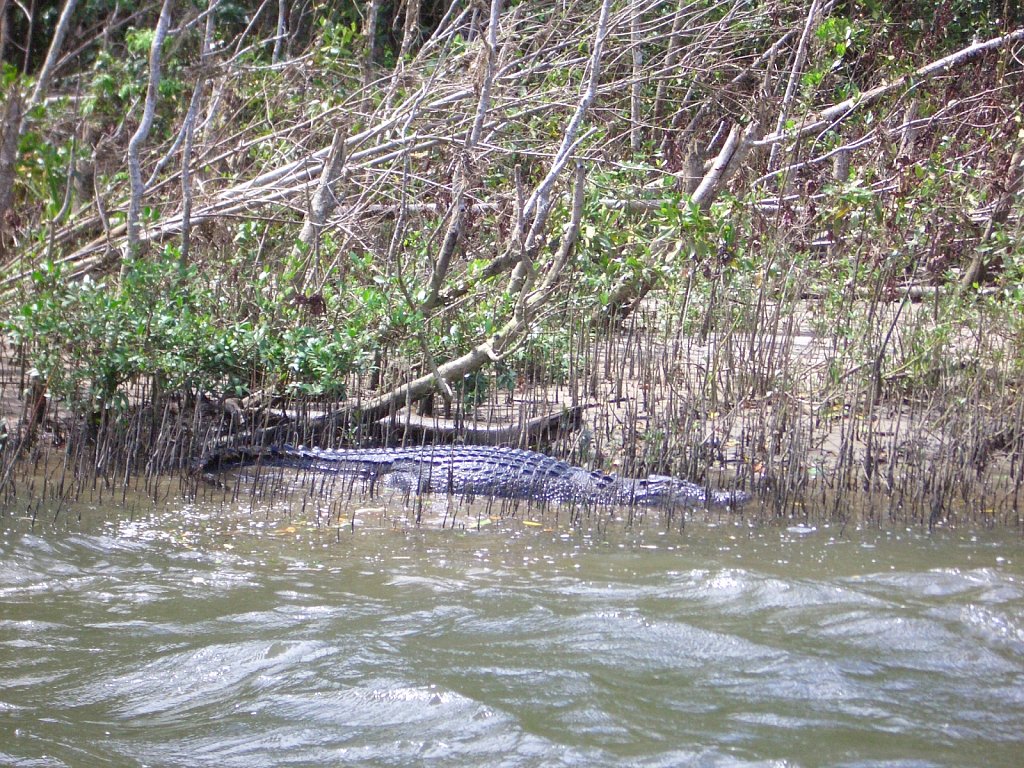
1;483;1022;767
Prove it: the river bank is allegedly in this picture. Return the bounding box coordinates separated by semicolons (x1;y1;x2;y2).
2;300;1021;530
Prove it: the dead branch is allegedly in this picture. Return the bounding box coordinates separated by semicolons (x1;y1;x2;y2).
382;403;586;447
272;0;287;64
629;0;642;151
766;0;822;173
180;0;217;264
291;127;347;292
692;119;762;209
651;0;690;130
754;27;1024;150
361;0;381;96
422;0;503;312
27;0;80;112
126;0;173;261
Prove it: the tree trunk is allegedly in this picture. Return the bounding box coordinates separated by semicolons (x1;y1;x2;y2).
125;0;173;263
0;87;23;249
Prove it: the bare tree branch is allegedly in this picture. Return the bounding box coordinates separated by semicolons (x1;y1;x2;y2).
422;0;503;311
754;27;1024;149
126;0;173;261
360;0;381;95
27;0;80;112
629;0;642;152
181;0;217;265
766;0;822;173
691;119;762;209
272;0;286;64
399;0;421;61
291;126;347;291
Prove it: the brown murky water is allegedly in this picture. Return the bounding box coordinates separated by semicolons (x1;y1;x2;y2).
2;479;1022;767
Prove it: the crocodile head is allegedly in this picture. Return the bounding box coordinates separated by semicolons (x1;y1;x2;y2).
629;475;751;509
707;487;752;508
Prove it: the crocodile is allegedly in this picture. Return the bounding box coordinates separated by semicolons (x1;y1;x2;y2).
199;444;749;509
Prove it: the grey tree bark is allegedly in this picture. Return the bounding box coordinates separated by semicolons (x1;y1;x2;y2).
180;0;218;265
125;0;174;263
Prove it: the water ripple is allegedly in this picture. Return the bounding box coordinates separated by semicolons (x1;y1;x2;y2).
2;517;1022;767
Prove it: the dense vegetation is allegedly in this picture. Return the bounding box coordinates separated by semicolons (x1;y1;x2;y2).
1;0;1022;524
